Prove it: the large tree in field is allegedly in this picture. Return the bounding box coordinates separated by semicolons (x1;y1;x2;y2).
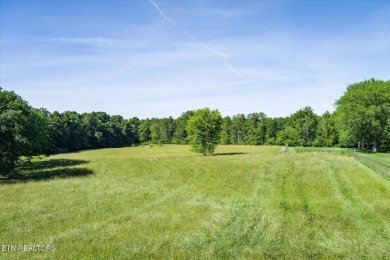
335;79;390;150
0;88;49;176
186;108;222;155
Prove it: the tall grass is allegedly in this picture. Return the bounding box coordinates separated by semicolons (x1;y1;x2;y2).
0;145;389;259
293;146;354;156
362;152;390;168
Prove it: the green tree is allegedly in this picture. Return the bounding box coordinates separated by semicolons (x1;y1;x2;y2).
266;117;285;145
138;119;151;144
220;116;232;145
81;112;101;149
276;126;300;146
186;108;222;155
314;111;338;147
128;117;141;144
246;112;267;145
29;108;51;154
173;111;194;144
335;78;390;150
288;107;318;146
150;118;161;144
49;111;87;151
231;114;247;144
150;117;175;144
107;115;127;147
122;119;136;146
0;88;49;175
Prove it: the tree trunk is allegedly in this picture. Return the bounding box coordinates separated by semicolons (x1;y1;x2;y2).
373;142;378;152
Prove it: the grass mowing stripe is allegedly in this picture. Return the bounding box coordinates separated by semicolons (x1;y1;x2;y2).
324;156;390;256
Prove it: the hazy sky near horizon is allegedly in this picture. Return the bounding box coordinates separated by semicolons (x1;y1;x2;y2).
1;0;389;119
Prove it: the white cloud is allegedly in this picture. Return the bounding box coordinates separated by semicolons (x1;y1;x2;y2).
48;37;115;46
41;37;145;49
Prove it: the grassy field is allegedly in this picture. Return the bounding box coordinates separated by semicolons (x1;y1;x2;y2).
1;145;389;259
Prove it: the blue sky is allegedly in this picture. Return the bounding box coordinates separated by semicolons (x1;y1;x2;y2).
1;0;389;119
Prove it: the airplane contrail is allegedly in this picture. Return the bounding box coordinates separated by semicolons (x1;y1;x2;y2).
184;31;242;77
149;0;177;27
149;0;242;77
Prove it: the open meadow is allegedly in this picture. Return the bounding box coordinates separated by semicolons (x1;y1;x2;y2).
1;145;389;259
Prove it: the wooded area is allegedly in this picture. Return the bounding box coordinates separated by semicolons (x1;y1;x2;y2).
1;78;389;175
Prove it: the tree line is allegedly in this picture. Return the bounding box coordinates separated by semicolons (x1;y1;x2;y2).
1;78;389;175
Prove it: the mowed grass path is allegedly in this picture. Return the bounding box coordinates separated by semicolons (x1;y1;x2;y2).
1;145;389;259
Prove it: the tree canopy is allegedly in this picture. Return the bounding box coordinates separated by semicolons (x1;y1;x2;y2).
335;78;390;149
186;108;223;155
0;88;48;175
